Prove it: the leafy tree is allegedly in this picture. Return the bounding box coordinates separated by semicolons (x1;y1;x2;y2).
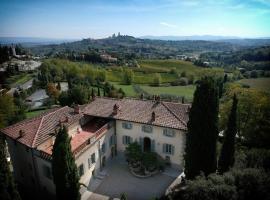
46;83;60;102
120;193;127;200
125;142;142;163
122;68;134;85
232;168;270;200
0;136;21;200
218;94;238;174
168;173;237;200
0;95;17;128
69;85;90;105
220;84;270;148
52;126;81;200
58;91;72;106
185;77;219;179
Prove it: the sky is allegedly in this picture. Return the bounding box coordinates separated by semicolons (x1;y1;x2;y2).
0;0;270;39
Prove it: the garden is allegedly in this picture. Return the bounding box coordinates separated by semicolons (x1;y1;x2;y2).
125;142;166;178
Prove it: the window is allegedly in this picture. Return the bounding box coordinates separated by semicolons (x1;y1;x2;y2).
78;164;84;177
142;125;153;133
122;135;132;145
122;122;133;129
43;165;52;179
91;153;96;164
88;153;96;169
163;144;175;155
101;143;106;153
109;135;113;146
163;129;175;137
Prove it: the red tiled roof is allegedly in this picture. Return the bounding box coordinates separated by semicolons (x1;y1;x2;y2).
1;97;190;149
1;106;83;148
84;97;190;130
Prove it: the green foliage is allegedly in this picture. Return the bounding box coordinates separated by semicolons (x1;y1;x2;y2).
52;126;81;200
0;136;21;200
185;77;219;179
218;94;238;174
125;142;142;163
152;73;162;86
122;68;134;85
142;152;158;170
220;83;270;148
0;95;19;128
169;173;237;200
232;168;270;200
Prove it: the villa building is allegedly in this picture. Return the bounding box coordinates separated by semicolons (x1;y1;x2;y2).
0;97;190;198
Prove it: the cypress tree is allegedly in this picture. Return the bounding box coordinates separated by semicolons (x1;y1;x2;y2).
185;77;219;179
97;87;101;96
0;135;21;200
218;94;238;174
52;126;81;200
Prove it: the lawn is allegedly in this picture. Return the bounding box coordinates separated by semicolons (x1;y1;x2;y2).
26;109;48;119
237;78;270;93
111;82;137;97
7;73;33;87
140;85;196;101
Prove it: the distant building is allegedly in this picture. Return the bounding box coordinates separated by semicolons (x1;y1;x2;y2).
1;97;189;198
100;54;118;62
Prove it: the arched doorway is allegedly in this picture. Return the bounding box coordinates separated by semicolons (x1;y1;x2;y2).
143;137;151;152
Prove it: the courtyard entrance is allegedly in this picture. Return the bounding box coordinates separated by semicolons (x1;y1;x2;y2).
143;137;151;152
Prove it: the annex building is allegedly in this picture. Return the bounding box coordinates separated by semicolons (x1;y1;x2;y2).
1;97;190;198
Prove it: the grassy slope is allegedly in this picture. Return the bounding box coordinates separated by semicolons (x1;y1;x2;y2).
141;85;196;101
238;78;270;93
106;59;223;84
111;82;137;97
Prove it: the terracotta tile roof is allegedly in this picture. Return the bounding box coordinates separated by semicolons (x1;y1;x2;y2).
0;97;190;149
0;106;83;148
84;97;190;130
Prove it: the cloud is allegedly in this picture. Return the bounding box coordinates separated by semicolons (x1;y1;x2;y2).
160;22;178;28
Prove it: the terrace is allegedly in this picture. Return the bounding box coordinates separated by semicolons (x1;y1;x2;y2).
39;117;111;159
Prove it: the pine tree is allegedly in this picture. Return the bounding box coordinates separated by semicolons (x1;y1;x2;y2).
218;94;238;174
185;77;219;179
52;126;81;200
0;136;21;200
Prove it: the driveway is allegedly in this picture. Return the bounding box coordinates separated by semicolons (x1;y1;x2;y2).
90;154;178;200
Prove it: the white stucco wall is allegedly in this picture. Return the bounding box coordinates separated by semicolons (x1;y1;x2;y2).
116;120;186;169
6;138;38;192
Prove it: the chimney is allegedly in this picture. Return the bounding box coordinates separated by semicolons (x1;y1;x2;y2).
151;111;156;121
156;95;160;102
74;105;80;114
113;103;119;115
18;130;25;138
187;106;191;113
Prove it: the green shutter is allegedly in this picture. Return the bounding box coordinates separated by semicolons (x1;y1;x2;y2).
122;136;125;144
163;144;166;153
151;139;155;152
171;145;175;155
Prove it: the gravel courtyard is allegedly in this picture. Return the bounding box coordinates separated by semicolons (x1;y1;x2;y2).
92;154;177;200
